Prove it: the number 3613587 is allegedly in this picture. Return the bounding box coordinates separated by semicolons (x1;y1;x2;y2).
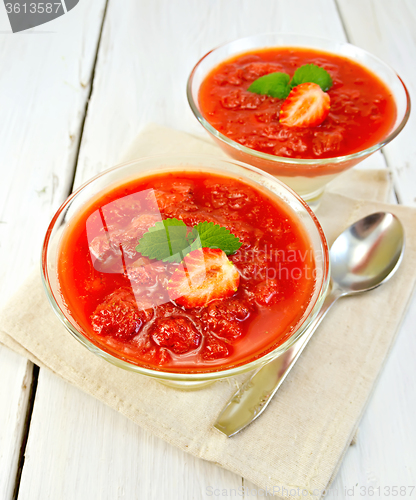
5;3;63;14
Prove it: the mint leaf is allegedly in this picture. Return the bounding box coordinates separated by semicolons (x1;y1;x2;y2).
136;218;194;263
291;64;333;91
248;72;291;99
193;221;242;255
135;219;242;262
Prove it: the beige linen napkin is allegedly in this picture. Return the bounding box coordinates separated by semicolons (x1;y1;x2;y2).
1;125;415;499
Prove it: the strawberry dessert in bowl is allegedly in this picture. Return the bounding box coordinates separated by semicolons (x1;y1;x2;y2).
187;34;410;206
42;155;329;388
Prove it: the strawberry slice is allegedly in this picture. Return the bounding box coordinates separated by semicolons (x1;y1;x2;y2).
168;248;240;308
280;82;330;128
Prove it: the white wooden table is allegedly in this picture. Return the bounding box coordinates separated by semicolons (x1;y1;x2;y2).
1;1;415;498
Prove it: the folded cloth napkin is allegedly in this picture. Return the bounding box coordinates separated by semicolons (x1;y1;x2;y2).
1;125;415;499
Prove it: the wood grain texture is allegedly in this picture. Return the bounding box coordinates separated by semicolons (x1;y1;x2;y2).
0;1;106;498
337;0;416;206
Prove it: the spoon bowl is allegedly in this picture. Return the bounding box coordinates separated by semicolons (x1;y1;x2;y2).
331;212;405;293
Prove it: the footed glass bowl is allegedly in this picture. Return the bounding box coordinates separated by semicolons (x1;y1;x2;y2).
187;33;410;206
42;155;329;389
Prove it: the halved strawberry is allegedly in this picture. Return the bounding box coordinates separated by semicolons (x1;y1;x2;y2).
280;82;330;128
168;248;240;308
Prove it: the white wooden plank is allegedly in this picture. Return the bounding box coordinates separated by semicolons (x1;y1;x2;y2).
337;0;416;206
0;346;33;500
17;370;243;500
0;0;107;292
0;1;106;499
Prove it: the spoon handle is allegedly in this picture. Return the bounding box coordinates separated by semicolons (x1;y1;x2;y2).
213;287;341;437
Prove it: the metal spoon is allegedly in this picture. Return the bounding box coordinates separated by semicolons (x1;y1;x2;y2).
214;212;405;437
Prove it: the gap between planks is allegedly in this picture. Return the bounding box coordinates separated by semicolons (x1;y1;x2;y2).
66;0;111;197
12;366;39;500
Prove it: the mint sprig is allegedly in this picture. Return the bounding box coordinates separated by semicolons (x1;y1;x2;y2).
248;63;333;98
247;72;291;100
135;218;242;263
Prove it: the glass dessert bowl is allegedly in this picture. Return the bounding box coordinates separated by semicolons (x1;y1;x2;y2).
42;155;329;389
187;33;410;206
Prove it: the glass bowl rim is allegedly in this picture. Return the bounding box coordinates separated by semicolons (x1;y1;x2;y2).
41;153;330;382
187;32;411;167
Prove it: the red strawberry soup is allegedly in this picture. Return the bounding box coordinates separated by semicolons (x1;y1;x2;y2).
198;47;396;160
57;170;318;373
